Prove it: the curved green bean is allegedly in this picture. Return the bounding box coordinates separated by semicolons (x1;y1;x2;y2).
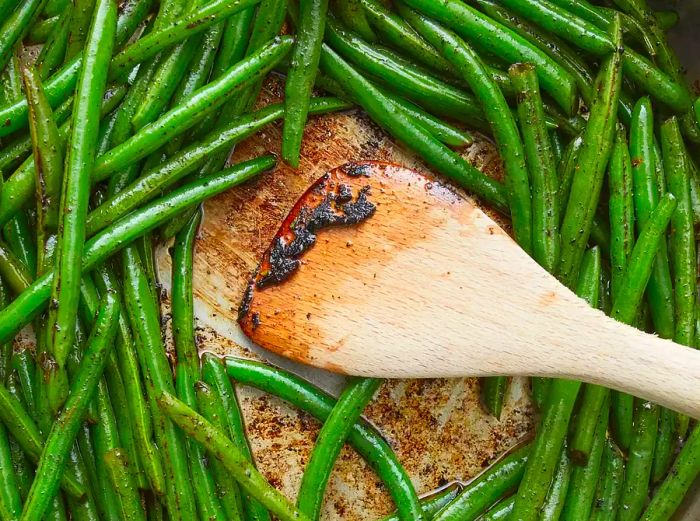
557;18;622;288
298;378;382;521
158;391;312;521
281;0;328;166
20;291;119;521
377;485;460;521
225;357;425;521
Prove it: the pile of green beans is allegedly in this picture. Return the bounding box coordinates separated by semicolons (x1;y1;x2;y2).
0;0;697;519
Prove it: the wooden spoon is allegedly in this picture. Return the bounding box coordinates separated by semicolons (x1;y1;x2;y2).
238;160;700;418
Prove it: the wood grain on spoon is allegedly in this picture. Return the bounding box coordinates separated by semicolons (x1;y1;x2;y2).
239;161;700;418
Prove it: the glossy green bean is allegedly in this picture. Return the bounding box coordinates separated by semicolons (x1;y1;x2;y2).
617;399;660;521
433;443;530;521
589;439;624;521
114;0;156;51
3;213;37;279
491;0;690;112
298;378;382;520
64;0;96;60
194;382;245;521
474;0;593;105
320;45;508;212
510;62;559;271
27;15;59;43
0;0;46;72
225;357;424;521
170;210;228;521
46;0;117;413
556;133;583;220
200;353;268;521
0;240;32;294
630;97;675;339
122;245;197;520
652;407;676;483
569;384;608;464
661;117;696;347
397;0;577;113
281;0;328;166
92;265;164;495
608;125;634;298
478;497;514;521
0;155;276;343
406;7;531;253
560;397;609;521
36;8;72;79
611;192;677;325
641;425;700;521
509;247;599;521
358;0;451;74
92;380;124;521
480;377;508;420
557;18;622;288
539;449;571;521
104;449;146;521
95;36;292;182
333;0;375;40
158;392;311;521
20;291;119;521
377;485;460;521
0;391;21;519
86;102;334;235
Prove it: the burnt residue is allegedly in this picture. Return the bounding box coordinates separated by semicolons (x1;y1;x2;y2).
238;163;377;321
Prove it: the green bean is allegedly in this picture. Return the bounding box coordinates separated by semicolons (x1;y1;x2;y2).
475;0;594;104
661;117;696;348
569;384;608;464
45;0;116;413
388;95;473;148
652;407;676;483
114;0;156;52
169;210;228;521
122;245;197;520
611;192;677;325
92;381;124;521
405;7;531;254
0;96;72;175
200;353;268;521
0;0;254;139
23;65;64;276
480;377;508;420
20;291;119;521
87;106;318;235
3;213;37;279
509;247;599;521
320;46;508;213
281;0;328;167
617;399;660;521
589;439;624;521
225;357;425;521
557;18;622;288
489;0;691;112
557;133;583;221
432;443;530;521
540;449;571;521
194;381;245;521
510;62;559;271
357;0;451;74
333;0;375;41
0;240;32;295
654;10;678;30
377;485;460;521
210;7;255;80
641;425;700;521
323;19;489;129
298;378;382;520
0;398;21;519
92;265;165;496
0;0;46;72
0;0;19;19
479;496;514;521
158;391;311;521
26;15;58;43
396;0;577;114
104;449;146;521
0;155;276;343
95;36;292;182
109;0;263;81
65;0;96;60
608;125;634;298
560;397;609;521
